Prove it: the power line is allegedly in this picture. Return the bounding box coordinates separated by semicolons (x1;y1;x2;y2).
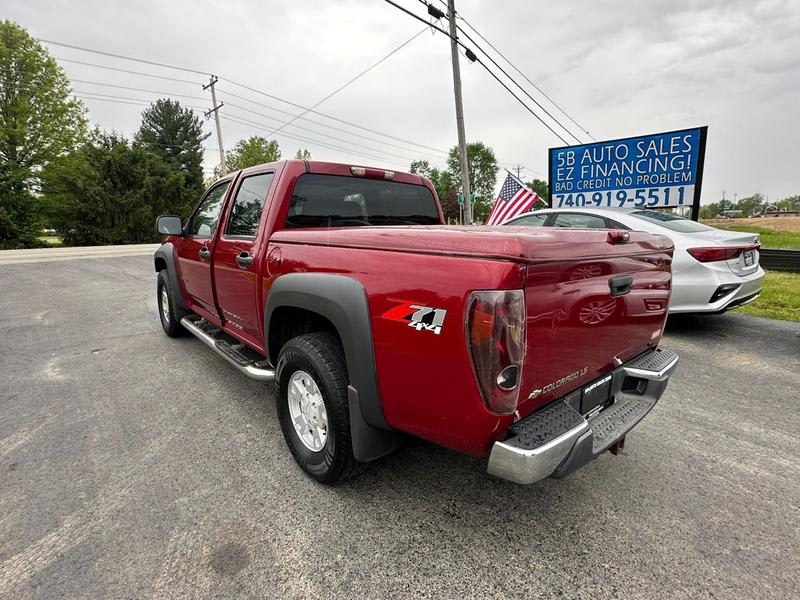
266;27;427;138
71;78;208;101
73;84;439;165
381;0;569;145
74;94;157;108
222;115;408;169
454;13;595;141
220;92;447;160
73;80;438;162
221;76;448;155
452;23;583;144
383;0;454;39
225;105;430;164
224;111;426;165
40;37;449;156
419;0;579;144
55;57;204;85
39;39;210;76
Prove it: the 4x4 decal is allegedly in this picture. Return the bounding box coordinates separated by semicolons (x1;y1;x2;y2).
382;301;446;335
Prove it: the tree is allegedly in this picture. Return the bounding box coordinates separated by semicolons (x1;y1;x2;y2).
777;195;800;211
225;136;281;172
735;194;763;218
527;178;549;200
294;148;311;160
0;21;86;247
135;98;208;195
446;142;499;222
42;132;196;246
410;159;459;222
699;202;719;220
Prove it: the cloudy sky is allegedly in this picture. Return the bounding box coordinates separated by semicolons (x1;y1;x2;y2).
6;0;799;203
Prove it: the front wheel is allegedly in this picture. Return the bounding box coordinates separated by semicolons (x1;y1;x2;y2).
275;332;360;484
157;270;188;337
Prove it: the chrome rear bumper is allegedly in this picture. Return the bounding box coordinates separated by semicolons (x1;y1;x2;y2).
487;347;678;485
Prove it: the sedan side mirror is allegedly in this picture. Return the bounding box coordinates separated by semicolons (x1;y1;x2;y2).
156;215;183;236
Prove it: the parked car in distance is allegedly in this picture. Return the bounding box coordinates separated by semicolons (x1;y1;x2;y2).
154;160;678;486
503;208;764;315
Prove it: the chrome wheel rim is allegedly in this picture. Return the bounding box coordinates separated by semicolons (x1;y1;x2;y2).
160;286;170;323
287;370;328;452
578;299;617;325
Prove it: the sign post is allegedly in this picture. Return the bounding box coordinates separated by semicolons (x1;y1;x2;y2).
548;126;708;220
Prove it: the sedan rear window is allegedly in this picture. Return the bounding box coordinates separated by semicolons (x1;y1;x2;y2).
630;210;713;232
553;213;608;229
286;174;440;228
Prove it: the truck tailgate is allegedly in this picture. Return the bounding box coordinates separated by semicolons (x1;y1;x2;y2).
516;230;673;417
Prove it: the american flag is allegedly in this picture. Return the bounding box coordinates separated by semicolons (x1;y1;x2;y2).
485;172;543;225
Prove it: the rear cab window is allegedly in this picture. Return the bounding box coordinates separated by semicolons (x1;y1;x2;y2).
226;172;275;238
285;174;440;228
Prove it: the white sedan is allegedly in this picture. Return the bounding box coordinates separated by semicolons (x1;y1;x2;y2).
504;207;764;315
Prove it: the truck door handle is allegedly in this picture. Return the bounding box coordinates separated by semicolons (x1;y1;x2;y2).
198;246;211;262
609;275;633;297
235;251;254;269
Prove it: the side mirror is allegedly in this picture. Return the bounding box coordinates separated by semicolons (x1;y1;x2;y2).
156;215;183;236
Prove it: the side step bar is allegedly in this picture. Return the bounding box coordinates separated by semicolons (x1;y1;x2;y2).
181;317;275;381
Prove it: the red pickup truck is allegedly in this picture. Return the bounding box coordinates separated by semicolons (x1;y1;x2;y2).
154;160;678;485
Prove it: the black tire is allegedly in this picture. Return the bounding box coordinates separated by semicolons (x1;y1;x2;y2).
157;270;189;337
275;332;361;484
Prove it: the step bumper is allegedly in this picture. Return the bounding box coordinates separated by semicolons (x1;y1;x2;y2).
487;347;678;485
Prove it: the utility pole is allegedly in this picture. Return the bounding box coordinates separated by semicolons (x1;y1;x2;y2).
514;165;523;180
447;0;472;225
203;76;226;176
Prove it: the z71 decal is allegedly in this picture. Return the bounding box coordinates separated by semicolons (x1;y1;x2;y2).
382;301;446;335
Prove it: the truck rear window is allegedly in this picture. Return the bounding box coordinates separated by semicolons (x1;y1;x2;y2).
285;174;440;228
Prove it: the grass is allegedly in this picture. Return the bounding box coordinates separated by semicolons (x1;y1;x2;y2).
735;270;800;322
705;224;800;250
37;235;63;247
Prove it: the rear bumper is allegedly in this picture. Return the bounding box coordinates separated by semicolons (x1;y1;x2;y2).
487;348;678;485
669;264;764;314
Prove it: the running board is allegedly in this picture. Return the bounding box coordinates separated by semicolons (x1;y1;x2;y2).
180;317;275;382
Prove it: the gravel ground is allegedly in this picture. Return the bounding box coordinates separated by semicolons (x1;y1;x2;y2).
1;253;798;599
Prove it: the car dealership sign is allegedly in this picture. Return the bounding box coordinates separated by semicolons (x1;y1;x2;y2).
548;126;708;219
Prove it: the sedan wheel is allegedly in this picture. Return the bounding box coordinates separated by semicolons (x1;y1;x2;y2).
578;299;618;325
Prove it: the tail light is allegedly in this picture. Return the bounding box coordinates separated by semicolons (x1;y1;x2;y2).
687;245;759;263
465;290;526;415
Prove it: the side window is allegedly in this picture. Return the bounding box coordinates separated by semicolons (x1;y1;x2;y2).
188;182;230;237
226;173;275;238
553;213;608;229
605;218;630;230
507;214;547;227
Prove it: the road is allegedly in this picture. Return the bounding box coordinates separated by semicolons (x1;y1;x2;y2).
1;251;799;599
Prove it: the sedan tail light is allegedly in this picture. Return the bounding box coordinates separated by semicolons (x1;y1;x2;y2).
686;245;759;263
465;290;526;415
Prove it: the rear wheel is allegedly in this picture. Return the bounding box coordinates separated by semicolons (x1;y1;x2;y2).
275;332;360;484
157;270;188;337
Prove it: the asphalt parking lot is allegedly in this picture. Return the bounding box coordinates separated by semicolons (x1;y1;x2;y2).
1;252;799;599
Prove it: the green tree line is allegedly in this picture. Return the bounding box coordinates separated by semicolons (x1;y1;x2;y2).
699;193;800;219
